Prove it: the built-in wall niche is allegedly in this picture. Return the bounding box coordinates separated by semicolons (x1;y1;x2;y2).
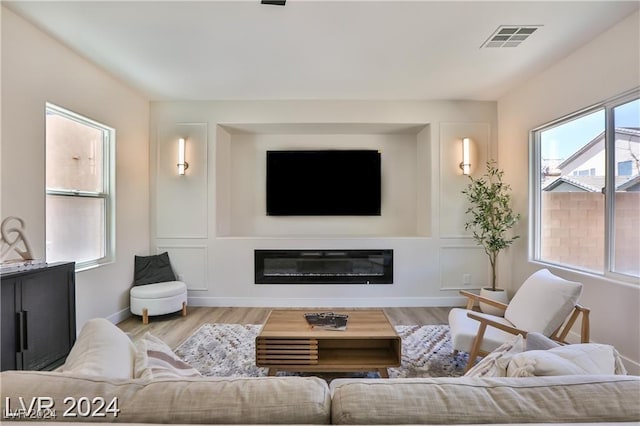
215;123;431;238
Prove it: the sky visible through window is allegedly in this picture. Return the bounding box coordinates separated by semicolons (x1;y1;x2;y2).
541;99;639;160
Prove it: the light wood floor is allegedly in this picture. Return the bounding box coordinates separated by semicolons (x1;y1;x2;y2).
117;306;452;348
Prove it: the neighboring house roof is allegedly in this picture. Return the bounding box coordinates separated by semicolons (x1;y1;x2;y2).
543;175;637;192
544;176;603;192
617;175;640;192
557;127;640;171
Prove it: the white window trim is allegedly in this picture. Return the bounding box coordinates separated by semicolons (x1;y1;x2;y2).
45;103;116;271
529;88;640;284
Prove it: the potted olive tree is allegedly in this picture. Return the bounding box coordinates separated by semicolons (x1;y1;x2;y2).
462;160;520;315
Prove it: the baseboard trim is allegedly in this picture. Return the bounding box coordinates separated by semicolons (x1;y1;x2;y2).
187;296;468;308
106;307;132;325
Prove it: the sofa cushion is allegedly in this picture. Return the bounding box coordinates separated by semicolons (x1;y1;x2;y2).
330;375;640;425
134;252;176;286
464;334;525;377
505;269;582;336
507;343;627;377
135;332;201;379
60;318;136;379
0;371;332;424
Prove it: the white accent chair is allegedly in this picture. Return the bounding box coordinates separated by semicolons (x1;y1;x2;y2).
448;269;590;372
130;281;188;325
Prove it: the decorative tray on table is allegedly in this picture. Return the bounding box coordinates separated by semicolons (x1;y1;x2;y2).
304;312;349;331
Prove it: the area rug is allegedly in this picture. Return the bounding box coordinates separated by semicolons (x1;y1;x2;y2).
174;323;468;378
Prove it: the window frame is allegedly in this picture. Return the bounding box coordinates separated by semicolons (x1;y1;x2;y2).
45;103;116;271
529;88;640;283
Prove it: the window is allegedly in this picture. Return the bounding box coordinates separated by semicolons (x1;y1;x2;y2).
618;160;632;176
574;169;595;177
532;91;639;280
45;104;115;269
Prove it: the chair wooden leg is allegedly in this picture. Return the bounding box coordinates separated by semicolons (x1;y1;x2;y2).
465;322;487;373
142;308;149;325
181;301;187;317
581;308;590;343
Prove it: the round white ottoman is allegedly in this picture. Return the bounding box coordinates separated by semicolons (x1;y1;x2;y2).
130;281;188;324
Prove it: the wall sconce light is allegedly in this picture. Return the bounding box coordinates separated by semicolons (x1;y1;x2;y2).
177;137;189;175
459;137;471;175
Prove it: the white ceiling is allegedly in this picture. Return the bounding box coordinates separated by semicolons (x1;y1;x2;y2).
6;1;639;101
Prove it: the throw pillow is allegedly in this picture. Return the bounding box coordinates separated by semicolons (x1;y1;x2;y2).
134;332;201;380
61;318;137;379
134;252;176;286
525;332;561;351
506;343;627;377
464;334;525;377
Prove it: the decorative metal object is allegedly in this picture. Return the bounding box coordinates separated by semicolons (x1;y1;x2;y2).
0;216;35;262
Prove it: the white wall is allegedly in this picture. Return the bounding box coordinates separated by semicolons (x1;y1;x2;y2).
498;11;640;373
151;101;497;306
1;7;150;327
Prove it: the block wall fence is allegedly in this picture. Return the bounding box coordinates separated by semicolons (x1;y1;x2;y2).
541;192;639;274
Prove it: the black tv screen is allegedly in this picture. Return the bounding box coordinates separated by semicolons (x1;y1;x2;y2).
266;150;381;216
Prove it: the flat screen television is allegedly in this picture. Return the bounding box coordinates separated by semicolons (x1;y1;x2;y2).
266;150;381;216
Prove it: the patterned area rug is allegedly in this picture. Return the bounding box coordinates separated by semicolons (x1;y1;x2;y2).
174;323;468;378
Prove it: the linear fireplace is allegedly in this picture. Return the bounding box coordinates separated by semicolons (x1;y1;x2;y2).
255;249;393;284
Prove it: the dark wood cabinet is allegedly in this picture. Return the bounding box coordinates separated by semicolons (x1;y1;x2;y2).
1;262;76;371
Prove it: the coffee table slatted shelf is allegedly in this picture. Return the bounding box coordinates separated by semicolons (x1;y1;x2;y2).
256;338;319;364
256;310;401;377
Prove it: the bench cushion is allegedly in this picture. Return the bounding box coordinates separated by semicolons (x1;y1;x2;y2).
130;281;186;299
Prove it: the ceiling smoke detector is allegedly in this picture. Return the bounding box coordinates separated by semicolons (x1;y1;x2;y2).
481;25;541;48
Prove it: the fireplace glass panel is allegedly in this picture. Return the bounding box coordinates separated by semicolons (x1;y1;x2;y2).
255;250;393;284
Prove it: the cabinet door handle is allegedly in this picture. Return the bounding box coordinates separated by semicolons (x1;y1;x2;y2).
22;311;28;351
16;311;25;352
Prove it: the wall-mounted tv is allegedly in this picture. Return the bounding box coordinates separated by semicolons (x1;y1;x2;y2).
266;150;381;216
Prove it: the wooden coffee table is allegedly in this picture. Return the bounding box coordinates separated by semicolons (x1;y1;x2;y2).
255;309;401;377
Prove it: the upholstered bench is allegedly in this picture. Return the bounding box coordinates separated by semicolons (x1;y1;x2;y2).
130;281;187;324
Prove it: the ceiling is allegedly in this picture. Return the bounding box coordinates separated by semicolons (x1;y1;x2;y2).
5;1;639;101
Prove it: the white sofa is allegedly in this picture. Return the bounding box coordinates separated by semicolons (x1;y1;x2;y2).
1;318;638;425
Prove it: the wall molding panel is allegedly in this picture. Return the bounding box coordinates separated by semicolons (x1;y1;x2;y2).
438;122;491;239
439;245;489;290
156;123;209;239
156;245;209;291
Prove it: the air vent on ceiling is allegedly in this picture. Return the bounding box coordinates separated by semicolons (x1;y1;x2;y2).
261;0;286;5
481;25;541;48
